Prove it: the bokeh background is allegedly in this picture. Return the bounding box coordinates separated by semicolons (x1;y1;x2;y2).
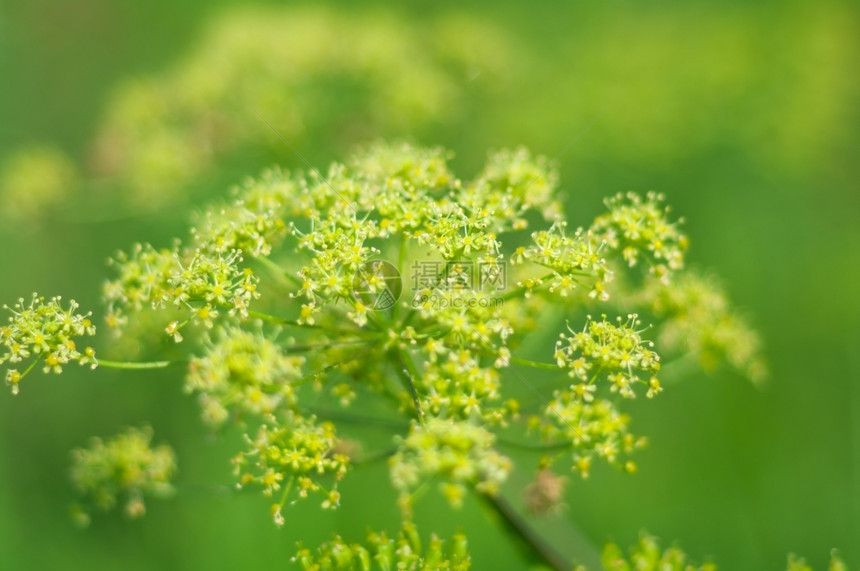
1;1;859;569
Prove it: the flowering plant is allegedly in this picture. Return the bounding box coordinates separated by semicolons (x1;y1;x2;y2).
4;142;843;570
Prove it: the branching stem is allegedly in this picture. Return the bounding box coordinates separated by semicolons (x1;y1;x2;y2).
97;359;184;370
479;492;570;571
392;346;425;422
510;356;560;371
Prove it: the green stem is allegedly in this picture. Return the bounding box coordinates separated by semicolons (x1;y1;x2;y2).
510;357;560;371
292;343;378;387
255;256;303;287
501;273;555;301
247;310;370;336
391;233;409;323
397;233;408;278
479;493;570;571
284;338;372;353
496;436;572;452
277;475;295;509
248;310;291;325
392;346;425;422
97;359;184;370
19;356;42;380
352;447;398;466
305;407;409;431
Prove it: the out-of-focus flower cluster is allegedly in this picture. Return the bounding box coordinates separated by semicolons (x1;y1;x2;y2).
189;169;297;257
643;272;768;383
1;294;96;394
464;147;562;228
81;7;520;209
523;468;567;515
294;523;470;571
3;3;855;226
0;147;76;220
69;426;176;526
185;326;304;426
390;418;512;511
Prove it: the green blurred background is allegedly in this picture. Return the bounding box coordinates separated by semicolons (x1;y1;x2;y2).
1;1;858;569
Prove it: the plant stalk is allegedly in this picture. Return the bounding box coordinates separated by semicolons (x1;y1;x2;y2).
97;359;183;370
479;492;570;571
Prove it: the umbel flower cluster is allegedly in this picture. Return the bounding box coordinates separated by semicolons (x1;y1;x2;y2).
6;142;833;569
1;294;96;395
